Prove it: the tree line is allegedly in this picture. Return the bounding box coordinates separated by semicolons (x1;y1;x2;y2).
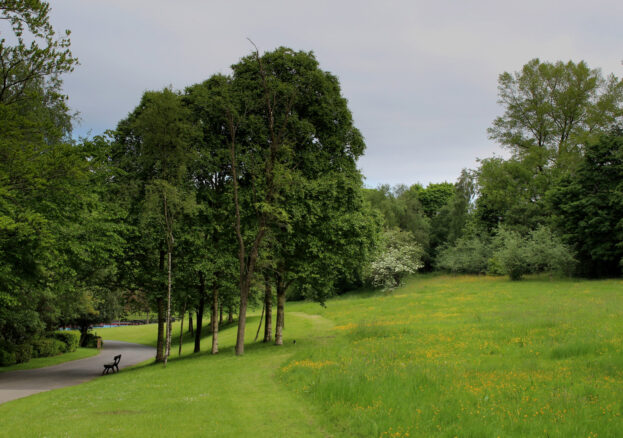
366;59;623;280
2;1;622;366
0;1;379;365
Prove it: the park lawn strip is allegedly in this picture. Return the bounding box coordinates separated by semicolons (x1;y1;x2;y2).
0;312;335;438
0;348;100;373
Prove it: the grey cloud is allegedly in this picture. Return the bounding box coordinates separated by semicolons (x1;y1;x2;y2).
50;0;623;185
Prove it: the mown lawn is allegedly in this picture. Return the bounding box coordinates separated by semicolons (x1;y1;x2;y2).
1;275;622;437
0;309;331;437
0;347;100;373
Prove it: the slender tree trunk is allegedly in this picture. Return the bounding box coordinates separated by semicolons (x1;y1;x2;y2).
155;249;166;362
235;281;250;354
188;312;193;336
219;304;223;325
156;297;165;362
178;300;186;356
194;273;205;353
79;323;89;347
164;250;172;367
275;279;286;346
145;310;150;324
211;286;219;354
254;304;265;342
227;108;268;356
228;306;234;323
264;280;272;342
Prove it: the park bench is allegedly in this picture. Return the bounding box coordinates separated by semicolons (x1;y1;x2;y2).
102;354;121;375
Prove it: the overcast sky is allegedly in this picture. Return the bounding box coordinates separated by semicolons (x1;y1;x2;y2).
48;0;622;187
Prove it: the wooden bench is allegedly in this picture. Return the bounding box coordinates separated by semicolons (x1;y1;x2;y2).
102;354;121;375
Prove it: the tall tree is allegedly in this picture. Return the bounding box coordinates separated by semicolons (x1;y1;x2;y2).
203;46;371;354
548;129;623;277
113;88;193;364
183;76;239;354
488;59;623;169
0;0;77;105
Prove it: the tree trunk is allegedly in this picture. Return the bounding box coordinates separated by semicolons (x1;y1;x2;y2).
275;279;286;346
79;323;89;347
145;310;150;324
188;312;193;336
211;286;219;354
156;297;165;362
155;249;166;362
178;300;186;356
235;281;250;355
228;306;234;323
254;304;265;342
194;273;205;353
264;280;272;342
164;250;173;367
219;304;223;325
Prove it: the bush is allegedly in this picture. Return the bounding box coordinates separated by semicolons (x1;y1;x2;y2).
53;331;80;352
492;228;532;280
493;226;576;280
14;344;33;363
32;338;65;358
368;229;424;289
0;349;17;366
82;333;103;348
436;235;491;274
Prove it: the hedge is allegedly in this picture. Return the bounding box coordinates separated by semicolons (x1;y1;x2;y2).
53;331;80;352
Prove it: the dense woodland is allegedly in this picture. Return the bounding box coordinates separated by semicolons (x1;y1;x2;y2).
1;1;622;366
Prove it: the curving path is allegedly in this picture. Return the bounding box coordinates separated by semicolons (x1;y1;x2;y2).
0;340;155;405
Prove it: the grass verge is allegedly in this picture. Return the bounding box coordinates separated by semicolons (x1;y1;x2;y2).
0;348;100;373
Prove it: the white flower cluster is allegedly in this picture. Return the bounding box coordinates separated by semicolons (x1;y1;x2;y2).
369;230;424;289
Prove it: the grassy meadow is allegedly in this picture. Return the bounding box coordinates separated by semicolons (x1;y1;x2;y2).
1;275;622;437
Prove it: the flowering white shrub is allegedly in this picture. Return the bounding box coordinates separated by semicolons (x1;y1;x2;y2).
369;229;424;289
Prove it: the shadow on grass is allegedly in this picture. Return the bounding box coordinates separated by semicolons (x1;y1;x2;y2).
110;311;314;378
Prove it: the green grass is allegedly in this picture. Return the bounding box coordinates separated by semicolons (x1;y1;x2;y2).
0;348;100;373
0;310;331;437
280;275;623;437
1;275;622;437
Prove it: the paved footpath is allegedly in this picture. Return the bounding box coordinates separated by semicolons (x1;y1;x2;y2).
0;341;155;405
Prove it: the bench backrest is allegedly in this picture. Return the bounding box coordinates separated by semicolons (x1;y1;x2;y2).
113;354;121;365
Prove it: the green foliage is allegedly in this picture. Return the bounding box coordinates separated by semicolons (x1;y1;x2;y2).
475;155;549;232
368;229;424;289
0;348;16;366
488;58;623;166
365;184;430;249
0;3;127;361
31;337;65;357
413;182;454;218
493;226;576;280
53;330;80;352
548;130;623;277
436;234;491;274
0;0;77;105
82;333;103;349
436;226;575;279
13;343;33;363
491;228;533;280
